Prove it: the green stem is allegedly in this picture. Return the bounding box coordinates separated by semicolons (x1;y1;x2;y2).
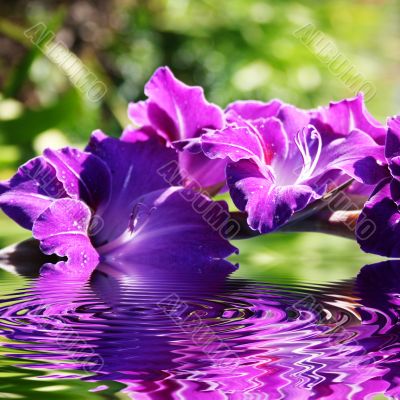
280;210;359;239
230;210;359;240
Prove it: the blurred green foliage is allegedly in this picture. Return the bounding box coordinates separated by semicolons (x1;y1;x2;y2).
0;0;399;257
233;232;380;282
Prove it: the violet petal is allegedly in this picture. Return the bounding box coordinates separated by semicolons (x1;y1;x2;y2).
43;147;112;212
86;130;179;244
307;129;387;186
313;93;386;144
128;66;224;142
98;187;238;273
0;157;67;229
356;179;400;257
32;198;99;279
227;160;318;233
226;99;282;120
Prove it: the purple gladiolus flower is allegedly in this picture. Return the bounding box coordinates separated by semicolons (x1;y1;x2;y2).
356;116;400;257
0;130;237;280
194;93;387;233
127;66;227;192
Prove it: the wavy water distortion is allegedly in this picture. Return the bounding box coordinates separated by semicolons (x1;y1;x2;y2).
0;259;399;399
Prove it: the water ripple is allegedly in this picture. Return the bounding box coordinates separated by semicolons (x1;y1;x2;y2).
0;261;399;399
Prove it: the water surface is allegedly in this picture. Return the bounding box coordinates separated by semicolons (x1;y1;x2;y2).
0;235;397;399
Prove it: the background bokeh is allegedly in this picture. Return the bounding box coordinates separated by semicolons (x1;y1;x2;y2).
0;0;398;277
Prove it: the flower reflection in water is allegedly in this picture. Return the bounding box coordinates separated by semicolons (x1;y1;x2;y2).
0;249;399;399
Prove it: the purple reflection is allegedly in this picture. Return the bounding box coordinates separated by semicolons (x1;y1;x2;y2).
355;261;400;399
0;257;399;399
